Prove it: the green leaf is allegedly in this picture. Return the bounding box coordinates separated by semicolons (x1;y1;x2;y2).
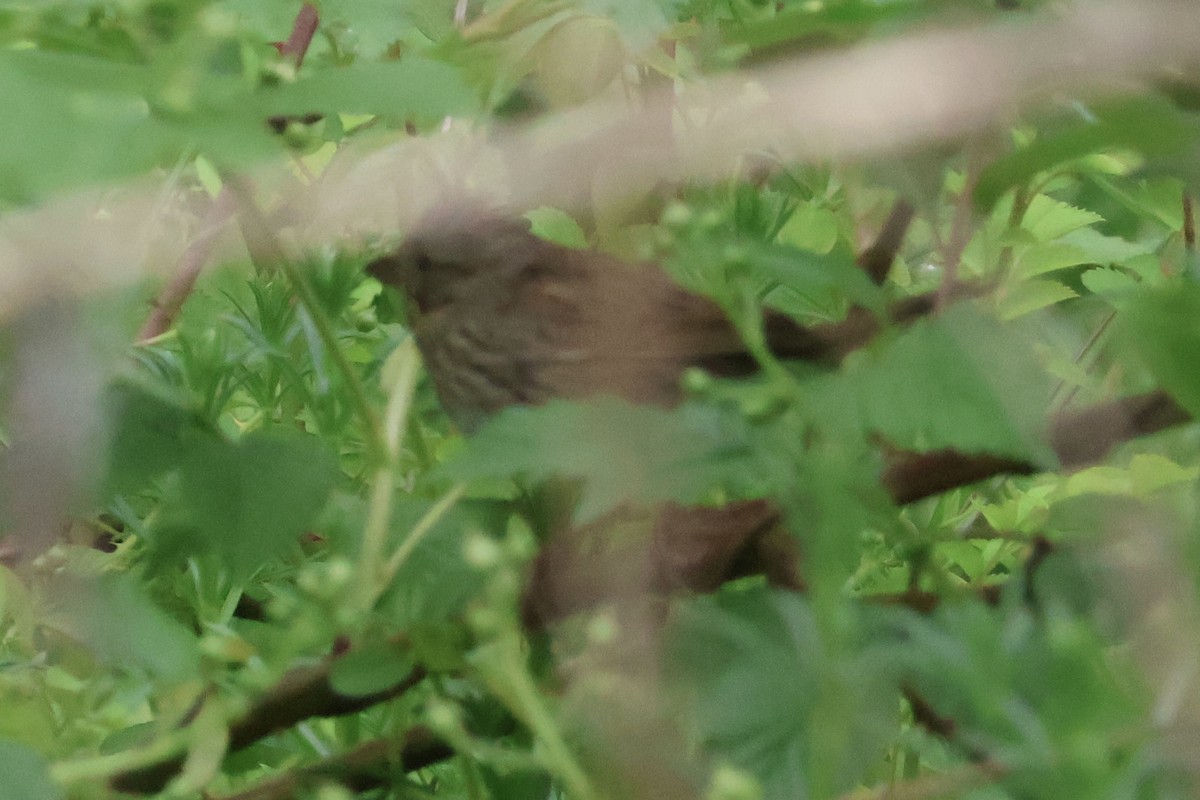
1128;453;1200;495
0;51;170;203
179;430;338;580
329;639;415;697
1062;465;1134;498
1013;242;1089;280
99;722;157;756
997;278;1078;320
481;768;554;800
812;306;1053;461
777;204;839;254
437;399;757;521
264;58;477;120
725;0;958;54
526;207;588;249
975;96;1200;210
668;235;882;315
1080;267;1138;297
1020;195;1103;242
580;0;677;50
0;741;61;800
400;0;459;42
897;599;1144;800
1057;455;1199;500
1119;283;1200;417
1086;174;1184;230
1058;227;1158;266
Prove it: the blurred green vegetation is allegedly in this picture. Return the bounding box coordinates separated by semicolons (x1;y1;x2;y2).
1;1;1200;799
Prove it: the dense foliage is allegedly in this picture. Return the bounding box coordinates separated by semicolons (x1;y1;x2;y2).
3;1;1200;799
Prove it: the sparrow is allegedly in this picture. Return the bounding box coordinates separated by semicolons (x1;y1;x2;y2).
367;203;883;624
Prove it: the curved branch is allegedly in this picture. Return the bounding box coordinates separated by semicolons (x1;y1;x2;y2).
857;199;915;286
136;188;234;342
109;660;426;794
214;726;452;800
883;390;1192;505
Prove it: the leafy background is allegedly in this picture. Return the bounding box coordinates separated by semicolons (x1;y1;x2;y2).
2;1;1200;799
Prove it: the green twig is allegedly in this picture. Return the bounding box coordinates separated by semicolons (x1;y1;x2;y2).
471;630;597;800
355;338;424;611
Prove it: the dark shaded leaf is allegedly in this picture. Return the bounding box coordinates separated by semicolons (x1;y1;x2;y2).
179;430;338;579
895;593;1147;800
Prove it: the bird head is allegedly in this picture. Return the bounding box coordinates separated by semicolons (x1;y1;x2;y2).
367;203;534;313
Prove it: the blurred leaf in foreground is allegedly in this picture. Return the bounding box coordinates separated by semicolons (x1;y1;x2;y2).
896;586;1155;800
43;573;200;680
175;430;338;581
811;305;1053;462
0;741;61;800
1119;283;1200;418
437;398;759;521
666;590;902;800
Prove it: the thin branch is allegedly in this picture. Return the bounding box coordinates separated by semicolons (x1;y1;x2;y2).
904;688;991;762
276;3;320;69
379;483;466;593
233;665;426;752
936;144;988;310
1184;191;1195;252
136;187;234;342
883;451;1036;507
883;389;1192;505
355;337;422;612
1051;308;1117;412
1049;389;1191;466
109;655;426;794
858;199;916;285
137;3;317;344
526;388;1192;627
213;727;452;800
868;585;1002;615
